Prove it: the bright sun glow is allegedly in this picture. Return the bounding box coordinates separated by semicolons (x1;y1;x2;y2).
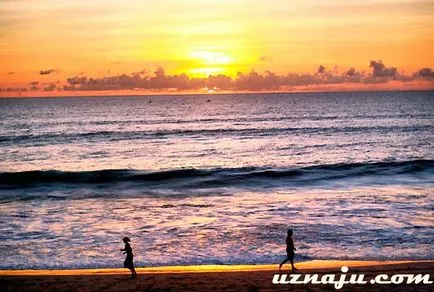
189;67;225;76
188;51;233;65
188;51;233;76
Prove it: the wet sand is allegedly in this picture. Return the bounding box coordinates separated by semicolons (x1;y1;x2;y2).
1;260;433;291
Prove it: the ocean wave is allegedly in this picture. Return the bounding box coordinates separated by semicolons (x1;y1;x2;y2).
1;160;432;190
1;124;432;146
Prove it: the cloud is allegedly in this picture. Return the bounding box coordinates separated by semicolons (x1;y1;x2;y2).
39;69;59;75
62;62;433;92
7;71;15;75
132;70;147;76
3;61;432;95
346;68;360;76
42;83;57;91
414;67;434;80
235;70;283;90
66;76;88;85
369;60;397;77
0;87;28;92
317;65;326;74
59;63;377;92
26;81;60;92
64;74;149;91
207;74;233;89
64;67;208;91
29;81;39;91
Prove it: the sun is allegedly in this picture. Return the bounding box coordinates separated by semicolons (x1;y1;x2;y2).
188;50;233;77
189;67;225;76
189;51;232;65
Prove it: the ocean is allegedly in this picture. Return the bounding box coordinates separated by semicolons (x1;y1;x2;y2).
0;91;433;269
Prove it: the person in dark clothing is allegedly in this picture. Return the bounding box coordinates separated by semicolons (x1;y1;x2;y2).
279;229;298;271
120;237;137;278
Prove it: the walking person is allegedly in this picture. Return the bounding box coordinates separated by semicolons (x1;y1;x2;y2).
279;229;298;271
120;236;137;278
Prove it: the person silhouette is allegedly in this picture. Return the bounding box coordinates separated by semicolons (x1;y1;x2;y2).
279;229;298;271
120;237;137;278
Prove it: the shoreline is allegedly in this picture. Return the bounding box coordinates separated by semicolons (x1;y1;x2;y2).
1;260;433;276
1;260;433;291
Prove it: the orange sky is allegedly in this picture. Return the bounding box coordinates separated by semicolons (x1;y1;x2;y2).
1;0;433;95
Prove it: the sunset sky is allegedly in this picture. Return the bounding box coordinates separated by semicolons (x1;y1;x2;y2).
1;0;433;95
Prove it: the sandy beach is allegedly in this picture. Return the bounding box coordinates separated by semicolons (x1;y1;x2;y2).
1;260;433;291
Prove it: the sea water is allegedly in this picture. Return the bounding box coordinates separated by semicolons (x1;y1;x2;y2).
0;91;432;269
